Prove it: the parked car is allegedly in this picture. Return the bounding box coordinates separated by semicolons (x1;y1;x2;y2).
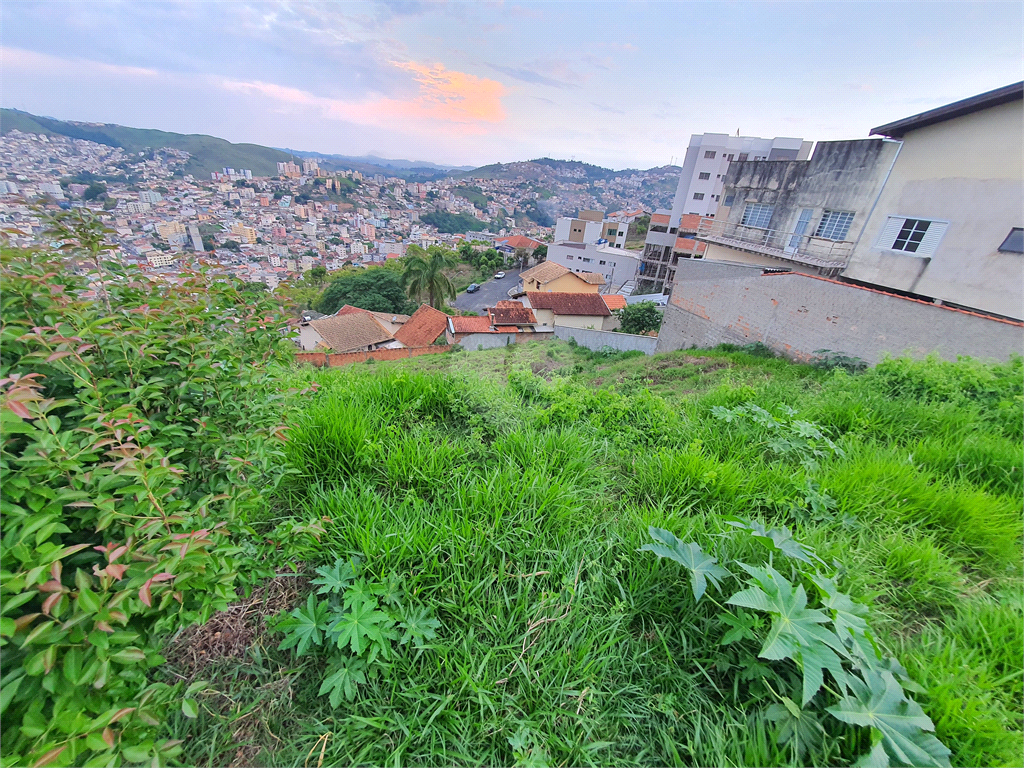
493;271;506;279
466;283;479;293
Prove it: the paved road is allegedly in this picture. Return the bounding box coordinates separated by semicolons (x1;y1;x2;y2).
451;266;525;315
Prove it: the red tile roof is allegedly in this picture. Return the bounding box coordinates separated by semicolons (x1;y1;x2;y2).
450;315;493;333
309;313;394;353
394;304;450;347
602;294;627;311
495;326;519;333
490;300;537;325
526;292;611;317
500;235;544;250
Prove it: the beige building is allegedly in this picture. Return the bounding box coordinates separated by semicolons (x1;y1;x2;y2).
155;220;186;244
842;82;1023;319
230;222;258;245
523;292;618;331
515;261;604;295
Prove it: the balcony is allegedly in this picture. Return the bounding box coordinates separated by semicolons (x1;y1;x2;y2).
694;218;851;271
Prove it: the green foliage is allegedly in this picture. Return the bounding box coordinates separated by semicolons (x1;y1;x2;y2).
315;267;413;315
273;558;440;706
641;525;952;766
81;183;107;201
420;210;487;234
615;301;663;335
403;245;457;310
0;224;297;766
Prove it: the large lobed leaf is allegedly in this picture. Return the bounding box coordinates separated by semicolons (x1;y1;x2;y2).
640;527;731;602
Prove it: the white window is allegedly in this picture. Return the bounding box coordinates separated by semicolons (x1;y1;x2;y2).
704;150;716;159
875;216;948;257
693;193;705;200
741;203;774;229
815;210;855;241
698;172;711;180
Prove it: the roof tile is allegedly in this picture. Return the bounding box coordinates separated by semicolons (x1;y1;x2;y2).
526;292;611;317
394;304;450;348
309;313;394;353
602;294;627;311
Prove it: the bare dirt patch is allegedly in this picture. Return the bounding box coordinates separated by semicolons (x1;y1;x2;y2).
165;569;309;679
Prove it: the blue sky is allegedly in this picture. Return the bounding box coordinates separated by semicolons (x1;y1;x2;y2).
2;1;1021;169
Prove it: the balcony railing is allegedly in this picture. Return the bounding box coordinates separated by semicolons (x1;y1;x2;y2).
694;218;851;271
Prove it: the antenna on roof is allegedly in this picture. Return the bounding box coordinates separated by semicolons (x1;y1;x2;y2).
736;129;740;136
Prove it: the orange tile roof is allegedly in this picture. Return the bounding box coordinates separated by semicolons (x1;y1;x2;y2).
309;312;394;353
602;294;627;311
526;292;611;317
578;272;606;285
519;261;570;284
450;315;493;333
490;300;537;325
495;326;519;333
394;304;450;348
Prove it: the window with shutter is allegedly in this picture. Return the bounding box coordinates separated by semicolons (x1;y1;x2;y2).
875;216;948;257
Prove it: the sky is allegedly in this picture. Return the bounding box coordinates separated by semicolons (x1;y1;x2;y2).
2;1;1021;170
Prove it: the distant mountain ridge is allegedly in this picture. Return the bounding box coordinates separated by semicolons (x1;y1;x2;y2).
0;109;678;183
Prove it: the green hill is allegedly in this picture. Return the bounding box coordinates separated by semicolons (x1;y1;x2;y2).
0;109;294;177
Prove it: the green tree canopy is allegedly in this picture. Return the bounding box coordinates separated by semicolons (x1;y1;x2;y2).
403;245;457;310
615;301;663;335
316;268;413;315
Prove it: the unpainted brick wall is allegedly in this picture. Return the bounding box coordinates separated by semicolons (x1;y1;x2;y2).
294;346;452;368
656;272;1023;364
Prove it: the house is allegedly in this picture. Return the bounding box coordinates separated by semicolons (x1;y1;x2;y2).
601;294;628;313
446;301;552;347
333;304;409;334
696;81;1023;319
298;311;401;353
695;139;901;277
842;82;1023;319
523;292;617;331
515;261;604;295
494;235;544;251
394;304;450;347
546;241;641;288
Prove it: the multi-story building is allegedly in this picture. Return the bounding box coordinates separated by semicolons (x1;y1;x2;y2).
276;161;301;179
38;182;65;199
155;220;187;245
694;82;1023;320
188;224;204;253
553;209;627;248
639;134;812;293
546;241;641;289
302;221;317;237
126;201;150;214
139;190;162;204
230;221;257;244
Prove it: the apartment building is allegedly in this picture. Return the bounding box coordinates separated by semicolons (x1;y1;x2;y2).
695;82;1023;319
139;190;162;204
155;220;187;245
695;139;901;276
188;224;204;253
546;241;641;289
230;221;257;244
554;209;628;248
639;134;812;293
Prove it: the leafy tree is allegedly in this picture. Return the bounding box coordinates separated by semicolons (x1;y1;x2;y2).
201;235;217;252
222;240;241;252
533;244;548;262
402;245;457;310
615;301;663;335
82;183;106;201
102;197;117;211
420;211;486;234
305;265;328;288
316;268;412;315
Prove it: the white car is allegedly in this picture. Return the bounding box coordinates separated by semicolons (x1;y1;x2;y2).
493;271;506;279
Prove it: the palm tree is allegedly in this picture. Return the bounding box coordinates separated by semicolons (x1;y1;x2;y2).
402;245;457;310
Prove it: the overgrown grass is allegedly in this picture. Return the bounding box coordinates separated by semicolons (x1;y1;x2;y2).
168;345;1023;767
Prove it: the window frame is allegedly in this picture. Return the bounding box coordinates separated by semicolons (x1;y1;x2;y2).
698;172;711;180
704;150;717;159
874;215;949;257
741;202;775;229
693;192;705;200
815;209;855;241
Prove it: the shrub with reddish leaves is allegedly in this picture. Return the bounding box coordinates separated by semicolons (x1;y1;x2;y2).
0;212;298;767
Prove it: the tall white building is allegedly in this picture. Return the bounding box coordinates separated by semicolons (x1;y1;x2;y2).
139;190;162;204
639;133;813;294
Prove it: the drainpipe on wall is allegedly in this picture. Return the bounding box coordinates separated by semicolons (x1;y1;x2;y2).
848;138;904;267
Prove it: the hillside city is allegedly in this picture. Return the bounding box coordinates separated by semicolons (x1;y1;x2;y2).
0;125;680;295
0;34;1021;768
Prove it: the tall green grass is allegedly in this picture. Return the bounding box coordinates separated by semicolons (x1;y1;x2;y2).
170;349;1022;767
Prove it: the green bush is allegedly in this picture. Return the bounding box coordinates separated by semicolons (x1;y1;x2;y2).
0;223;296;767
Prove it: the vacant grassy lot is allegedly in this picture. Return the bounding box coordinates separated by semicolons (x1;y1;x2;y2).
168;343;1022;768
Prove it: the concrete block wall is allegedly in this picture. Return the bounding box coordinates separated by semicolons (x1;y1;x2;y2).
656;271;1023;363
553;326;659;355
